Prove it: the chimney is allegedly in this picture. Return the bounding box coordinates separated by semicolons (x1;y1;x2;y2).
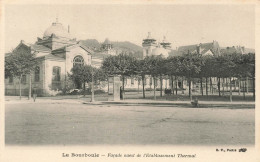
68;25;70;33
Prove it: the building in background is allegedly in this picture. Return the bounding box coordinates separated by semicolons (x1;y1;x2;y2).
169;40;221;57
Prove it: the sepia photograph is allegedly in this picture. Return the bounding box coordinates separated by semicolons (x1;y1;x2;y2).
1;1;259;162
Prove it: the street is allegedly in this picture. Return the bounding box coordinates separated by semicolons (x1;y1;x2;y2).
5;100;255;145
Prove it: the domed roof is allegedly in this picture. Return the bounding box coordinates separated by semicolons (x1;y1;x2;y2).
43;19;70;39
152;47;169;58
103;38;111;44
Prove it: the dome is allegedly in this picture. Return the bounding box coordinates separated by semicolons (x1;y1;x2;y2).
43;19;70;39
103;38;111;44
152;47;169;58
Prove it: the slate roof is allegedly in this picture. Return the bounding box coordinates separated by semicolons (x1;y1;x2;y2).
177;41;220;56
30;44;51;52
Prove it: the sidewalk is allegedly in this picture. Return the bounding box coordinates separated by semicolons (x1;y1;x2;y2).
5;95;255;109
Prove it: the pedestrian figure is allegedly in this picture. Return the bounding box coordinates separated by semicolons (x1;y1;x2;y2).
33;87;37;102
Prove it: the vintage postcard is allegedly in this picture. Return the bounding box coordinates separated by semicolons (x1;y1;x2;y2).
0;0;259;162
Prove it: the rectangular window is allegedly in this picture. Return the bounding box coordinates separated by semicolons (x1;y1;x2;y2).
52;66;61;81
21;75;26;84
150;77;152;85
124;78;127;85
154;78;158;87
35;66;40;82
131;78;134;85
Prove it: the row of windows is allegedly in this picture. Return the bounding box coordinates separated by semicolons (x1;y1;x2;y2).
8;66;61;84
8;66;40;84
8;55;84;84
124;78;158;86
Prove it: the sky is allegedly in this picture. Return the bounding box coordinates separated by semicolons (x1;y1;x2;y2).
4;4;255;52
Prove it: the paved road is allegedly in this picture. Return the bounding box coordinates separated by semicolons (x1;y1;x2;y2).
5;101;255;145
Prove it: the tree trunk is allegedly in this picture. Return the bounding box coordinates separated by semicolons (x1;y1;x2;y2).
83;81;86;97
171;75;174;96
138;79;140;94
206;77;208;97
229;77;232;102
253;77;255;99
222;77;225;96
19;75;22;100
122;75;125;100
160;75;163;97
28;73;31;100
175;76;178;95
181;77;184;94
142;75;145;98
243;79;246;100
234;78;236;91
210;77;213;94
189;79;193;101
226;78;228;91
238;78;241;96
153;77;156;100
150;77;152;93
246;77;249;93
217;77;221;97
91;71;95;102
200;77;203;96
107;77;109;94
188;78;191;97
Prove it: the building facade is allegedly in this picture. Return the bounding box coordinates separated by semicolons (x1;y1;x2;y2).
5;19;92;96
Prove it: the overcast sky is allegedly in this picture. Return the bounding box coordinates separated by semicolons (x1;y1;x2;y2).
5;4;255;52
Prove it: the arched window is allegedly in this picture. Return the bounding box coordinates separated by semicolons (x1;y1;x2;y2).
35;66;40;82
73;55;84;67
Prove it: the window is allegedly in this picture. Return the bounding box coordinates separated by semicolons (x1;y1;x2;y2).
150;77;153;85
21;75;26;84
124;78;127;85
9;75;13;83
35;66;40;82
131;78;134;85
73;55;84;67
52;66;61;81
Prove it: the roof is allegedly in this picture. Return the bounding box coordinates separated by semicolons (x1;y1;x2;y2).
43;19;71;39
220;46;255;55
30;44;51;52
103;38;111;44
79;44;94;54
177;41;220;55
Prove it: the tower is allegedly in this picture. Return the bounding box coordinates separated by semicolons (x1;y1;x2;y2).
142;32;157;58
160;36;171;50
